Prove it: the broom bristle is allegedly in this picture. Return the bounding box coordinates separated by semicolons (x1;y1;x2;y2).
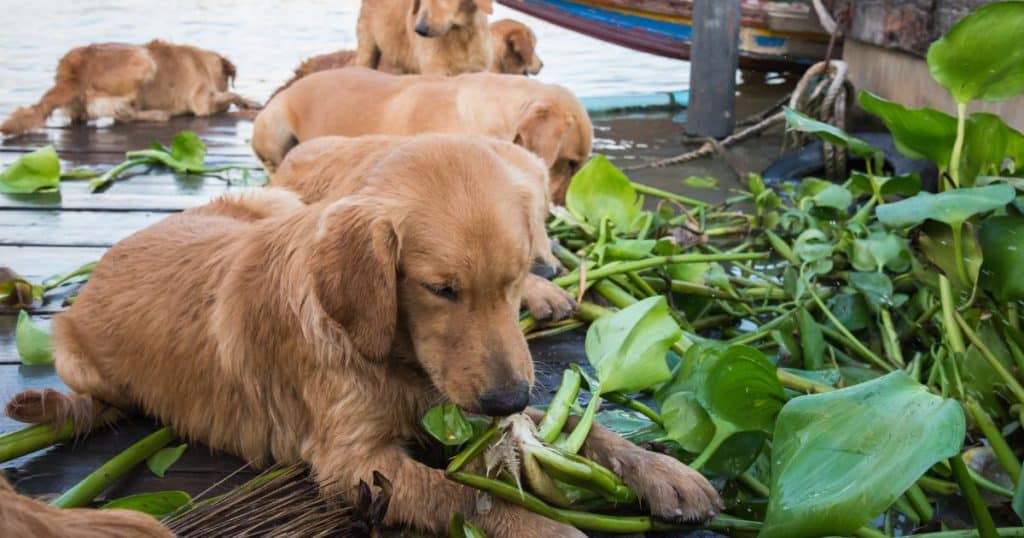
164;465;389;537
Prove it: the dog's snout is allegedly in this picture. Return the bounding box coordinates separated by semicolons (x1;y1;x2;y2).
530;258;558;280
414;21;431;36
476;380;530;416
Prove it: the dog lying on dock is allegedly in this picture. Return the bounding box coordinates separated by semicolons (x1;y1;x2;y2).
272;19;543;98
0;475;172;537
253;68;591;204
271;134;576;321
5;135;720;536
356;0;493;75
0;40;259;136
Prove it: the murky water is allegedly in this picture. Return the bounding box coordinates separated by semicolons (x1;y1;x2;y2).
0;0;694;118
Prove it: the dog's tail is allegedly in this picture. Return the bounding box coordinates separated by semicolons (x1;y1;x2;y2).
5;388;120;435
0;83;77;136
251;98;299;174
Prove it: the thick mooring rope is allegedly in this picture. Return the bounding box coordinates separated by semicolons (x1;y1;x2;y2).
625;59;852;175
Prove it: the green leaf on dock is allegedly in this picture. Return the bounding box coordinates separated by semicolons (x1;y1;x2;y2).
565;154;645;234
876;184;1015;229
0;146;61;194
146;443;188;478
15;310;53;366
101;490;192;518
979;215;1024;301
783;108;880;159
421;403;475;447
761;371;964;538
584;296;679;395
656;344;784;471
858;91;957;168
927;1;1024;103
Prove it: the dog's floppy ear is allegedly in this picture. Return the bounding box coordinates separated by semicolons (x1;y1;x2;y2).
474;0;494;14
310;198;399;361
514;102;567;167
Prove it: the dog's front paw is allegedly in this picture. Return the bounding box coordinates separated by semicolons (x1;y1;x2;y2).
522;275;577;321
617;448;724;524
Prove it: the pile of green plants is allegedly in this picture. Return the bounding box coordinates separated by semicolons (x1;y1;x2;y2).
432;3;1024;537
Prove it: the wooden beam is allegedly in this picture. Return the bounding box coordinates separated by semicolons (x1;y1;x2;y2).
686;0;742;139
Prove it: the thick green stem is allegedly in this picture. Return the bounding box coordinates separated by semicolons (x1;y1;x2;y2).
52;427;175;508
949;102;968;188
917;475;959;496
449;471;761;533
553;252;766;287
852;526;888;538
689;424;736;470
905;483;934;523
809;288;893;372
941;276;966;353
631;182;707;208
950;224;972;288
955;312;1024;405
89;157;149;191
911;529;1024;538
529;445;636;504
964;398;1021;483
880;309;905;367
949;454;998;538
538;370;583;443
0;421;75;463
561;394;601;455
447;423;501;474
737;472;770;497
602;393;664;425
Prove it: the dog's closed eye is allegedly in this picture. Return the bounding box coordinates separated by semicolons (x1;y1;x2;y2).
422;282;459;301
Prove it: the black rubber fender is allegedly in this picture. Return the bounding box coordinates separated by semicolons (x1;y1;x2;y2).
761;132;939;192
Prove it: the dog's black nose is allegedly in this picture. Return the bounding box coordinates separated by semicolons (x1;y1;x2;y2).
530;258;558;280
414;22;431;36
477;380;531;416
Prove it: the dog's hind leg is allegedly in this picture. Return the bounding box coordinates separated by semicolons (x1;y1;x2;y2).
214;91;262;111
0;83;79;136
309;443;584;537
6;316;131;433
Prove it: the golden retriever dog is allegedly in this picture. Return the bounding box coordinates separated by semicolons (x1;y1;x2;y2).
270;19;542;99
271;134;576;321
356;0;492;75
6;135;720;536
252;67;592;204
0;475;172;537
0;40;259;136
489;18;543;76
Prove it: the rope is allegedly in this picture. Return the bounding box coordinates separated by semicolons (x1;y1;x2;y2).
627;59;852;174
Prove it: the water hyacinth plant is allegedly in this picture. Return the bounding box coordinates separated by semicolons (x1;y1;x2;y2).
418;3;1024;536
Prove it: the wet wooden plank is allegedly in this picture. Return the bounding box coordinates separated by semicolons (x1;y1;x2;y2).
0;179;240;211
0;245;107;281
0;115;258;160
0;210;168;247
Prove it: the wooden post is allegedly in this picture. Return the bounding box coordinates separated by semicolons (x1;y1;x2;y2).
686;0;742;139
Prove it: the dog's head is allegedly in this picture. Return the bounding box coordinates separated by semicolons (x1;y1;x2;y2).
309;136;540;416
513;88;594;205
490;19;542;76
412;0;493;37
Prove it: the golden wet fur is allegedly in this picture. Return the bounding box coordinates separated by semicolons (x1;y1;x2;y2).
252;67;592;204
0;475;172;537
271;134;576;321
271;19;542;99
356;0;493;75
6;135;720;536
0;40;259;136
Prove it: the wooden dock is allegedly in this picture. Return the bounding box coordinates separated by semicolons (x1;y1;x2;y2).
0;115;590;507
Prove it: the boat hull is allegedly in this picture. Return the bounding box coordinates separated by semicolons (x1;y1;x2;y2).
497;0;836;71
